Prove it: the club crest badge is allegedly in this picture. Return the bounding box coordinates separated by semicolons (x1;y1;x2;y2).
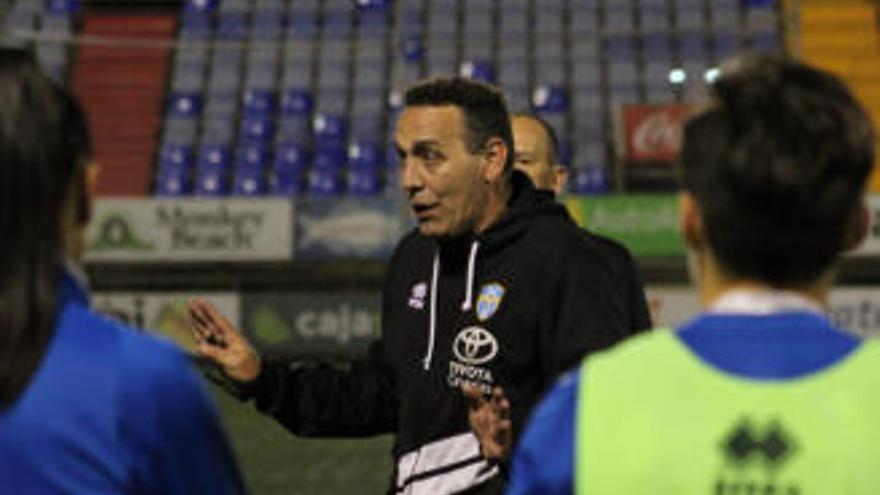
476;283;505;322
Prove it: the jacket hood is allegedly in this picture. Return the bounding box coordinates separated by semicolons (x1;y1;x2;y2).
476;170;574;254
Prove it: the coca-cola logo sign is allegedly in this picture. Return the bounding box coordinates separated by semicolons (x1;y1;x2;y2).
621;105;693;163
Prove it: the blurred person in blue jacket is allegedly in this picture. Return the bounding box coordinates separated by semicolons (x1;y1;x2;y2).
0;47;246;495
507;54;879;494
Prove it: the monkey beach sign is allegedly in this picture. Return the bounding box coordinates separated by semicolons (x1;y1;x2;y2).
84;198;294;262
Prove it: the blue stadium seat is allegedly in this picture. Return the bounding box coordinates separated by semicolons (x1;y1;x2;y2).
308;169;344;196
234;167;268;196
194;168;230;196
155;168;191;197
178;12;214;41
281;88;313;117
218;12;249;40
159;144;195;173
46;0;80;15
532;85;568;114
314;113;348;146
235;143;270;171
570;166;611;194
185;0;218;13
271;168;306;196
402;34;425;63
356;0;391;11
167;92;202;118
240;115;275;144
243;88;276;117
197;145;232;172
348;167;383;196
313;145;347;171
349;142;384;170
459;60;495;83
275;142;310;172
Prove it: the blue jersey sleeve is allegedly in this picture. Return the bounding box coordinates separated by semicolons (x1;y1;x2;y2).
506;370;579;495
120;334;247;495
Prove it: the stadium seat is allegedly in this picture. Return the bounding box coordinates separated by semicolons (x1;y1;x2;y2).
308;168;344;196
240;115;275;144
460;60;495;83
243;88;276;117
194;168;229;196
197;145;232;172
532;85;568;114
235;143;270;171
233;167;268;196
348;167;383;196
167;92;202;118
570;167;611;194
313;145;347;171
314;113;348;146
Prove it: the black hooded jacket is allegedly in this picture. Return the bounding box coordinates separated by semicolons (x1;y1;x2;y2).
243;172;650;494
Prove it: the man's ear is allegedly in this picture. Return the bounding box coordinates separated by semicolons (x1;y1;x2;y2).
552;165;569;195
842;202;871;252
481;136;508;183
78;163;99;225
680;192;705;250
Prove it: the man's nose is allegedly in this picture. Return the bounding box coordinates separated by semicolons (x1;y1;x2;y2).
400;160;422;195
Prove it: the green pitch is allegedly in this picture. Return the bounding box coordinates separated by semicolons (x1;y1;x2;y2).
209;384;394;494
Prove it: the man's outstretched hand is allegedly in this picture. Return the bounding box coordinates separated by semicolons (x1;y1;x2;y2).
187;298;262;383
463;385;512;461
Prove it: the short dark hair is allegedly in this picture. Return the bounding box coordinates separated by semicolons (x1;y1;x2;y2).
680;54;874;286
405;77;514;172
0;47;92;408
511;113;560;165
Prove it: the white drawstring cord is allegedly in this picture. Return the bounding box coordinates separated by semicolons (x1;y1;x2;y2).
423;252;440;371
460;241;480;311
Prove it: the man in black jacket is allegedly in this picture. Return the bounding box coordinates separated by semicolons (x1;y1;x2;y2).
188;78;647;494
464;113;653;462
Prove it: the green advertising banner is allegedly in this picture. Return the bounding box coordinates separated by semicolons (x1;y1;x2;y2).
242;292;381;360
562;195;685;257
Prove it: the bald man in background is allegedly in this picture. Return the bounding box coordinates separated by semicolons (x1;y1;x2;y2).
510;114;569;195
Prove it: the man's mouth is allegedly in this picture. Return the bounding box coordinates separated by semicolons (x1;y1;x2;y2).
412;203;438;220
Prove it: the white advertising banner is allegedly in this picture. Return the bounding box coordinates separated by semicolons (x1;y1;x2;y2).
92;292;240;353
84;198;294;262
647;286;880;339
